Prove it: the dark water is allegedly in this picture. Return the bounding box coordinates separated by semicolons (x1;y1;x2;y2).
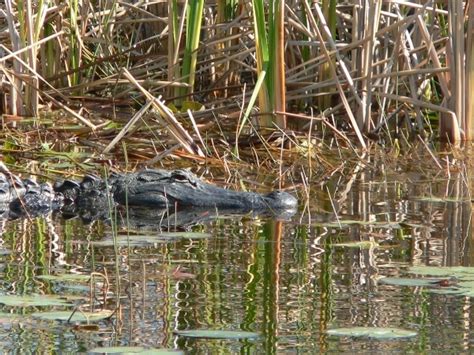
0;156;472;353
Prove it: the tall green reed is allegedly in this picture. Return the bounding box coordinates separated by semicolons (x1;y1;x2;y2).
179;0;205;103
237;0;286;146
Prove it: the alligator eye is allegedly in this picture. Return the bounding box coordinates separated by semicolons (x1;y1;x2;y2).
172;171;190;181
171;170;199;187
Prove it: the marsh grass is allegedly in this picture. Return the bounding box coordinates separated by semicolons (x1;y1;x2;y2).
0;1;472;165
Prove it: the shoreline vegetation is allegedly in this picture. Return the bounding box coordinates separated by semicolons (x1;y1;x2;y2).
0;1;472;176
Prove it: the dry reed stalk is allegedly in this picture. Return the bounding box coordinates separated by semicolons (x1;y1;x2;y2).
357;1;382;132
448;1;465;133
122;68;204;157
466;2;474;140
417;135;443;169
102;100;154;154
1;0;473;148
0;44;96;129
305;2;366;148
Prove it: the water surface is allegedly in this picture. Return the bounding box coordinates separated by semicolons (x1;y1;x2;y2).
0;153;472;353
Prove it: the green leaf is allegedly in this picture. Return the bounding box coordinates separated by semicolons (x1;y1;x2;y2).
92;232;211;247
88;347;183;354
32;310;113;322
326;327;417;339
37;274;91;282
174;329;260;339
0;295;72;307
332;241;378;249
408;266;474;279
379;277;441;287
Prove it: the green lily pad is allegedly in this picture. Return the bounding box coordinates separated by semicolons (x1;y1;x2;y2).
93;232;211;247
333;241;378;249
174;329;260;339
313;220;400;228
326;327;417;339
37;274;91;282
402;267;474;296
0;295;72;307
428;288;465;295
413;196;470;203
56;284;95;293
379;277;441;287
408;266;474;280
88;347;183;354
32;310;113;322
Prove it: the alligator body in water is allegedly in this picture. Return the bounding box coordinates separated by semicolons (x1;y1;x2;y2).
0;169;298;227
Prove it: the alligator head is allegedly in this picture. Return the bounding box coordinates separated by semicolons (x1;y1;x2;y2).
112;169;298;214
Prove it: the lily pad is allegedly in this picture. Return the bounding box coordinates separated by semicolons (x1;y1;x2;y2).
37;274;91;282
313;220;400;228
93;232;211;247
326;327;417;339
0;295;72;307
393;267;474;296
332;241;378;249
408;266;474;280
174;329;259;339
428;288;465;295
54;284;94;293
379;277;442;287
88;347;183;354
32;310;113;322
413;196;470;203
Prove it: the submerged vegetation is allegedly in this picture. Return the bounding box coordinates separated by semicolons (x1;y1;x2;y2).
0;0;472;174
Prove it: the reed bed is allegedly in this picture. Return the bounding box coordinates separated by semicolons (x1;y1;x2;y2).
0;1;472;164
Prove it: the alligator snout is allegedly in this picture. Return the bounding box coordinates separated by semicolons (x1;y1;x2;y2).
263;191;298;210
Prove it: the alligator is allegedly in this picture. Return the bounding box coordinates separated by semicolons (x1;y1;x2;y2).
0;169;298;227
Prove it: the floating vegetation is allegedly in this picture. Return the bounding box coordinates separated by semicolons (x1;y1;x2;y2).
403;266;474;297
326;327;417;340
174;329;260;339
412;197;471;203
91;232;212;247
379;277;449;287
313;220;401;228
88;347;184;354
407;266;474;279
0;0;471;353
332;241;379;249
0;295;72;307
31;310;113;322
37;274;91;282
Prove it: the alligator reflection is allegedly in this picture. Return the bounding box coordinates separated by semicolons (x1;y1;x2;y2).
3;203;296;230
97;205;297;229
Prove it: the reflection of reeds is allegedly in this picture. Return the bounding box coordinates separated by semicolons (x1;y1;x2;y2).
0;2;472;146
